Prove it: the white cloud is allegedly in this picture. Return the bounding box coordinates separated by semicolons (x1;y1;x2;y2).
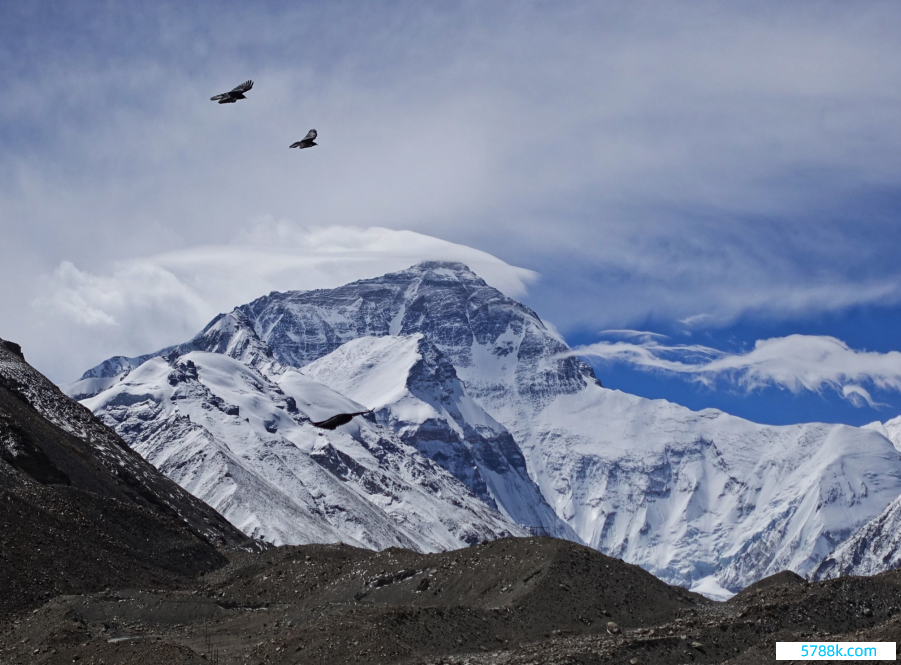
568;334;901;407
842;385;884;409
28;223;536;381
598;329;670;341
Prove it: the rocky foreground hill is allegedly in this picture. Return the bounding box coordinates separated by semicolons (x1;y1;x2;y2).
0;338;255;618
2;535;900;664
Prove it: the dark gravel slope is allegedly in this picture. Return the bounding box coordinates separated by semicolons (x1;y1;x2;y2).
1;538;900;664
0;338;254;618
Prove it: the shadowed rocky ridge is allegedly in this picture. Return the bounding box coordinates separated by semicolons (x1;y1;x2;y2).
0;338;254;618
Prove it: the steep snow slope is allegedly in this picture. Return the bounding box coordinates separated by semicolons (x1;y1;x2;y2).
863;416;901;454
302;334;575;537
82;349;521;550
72;262;901;593
814;416;901;579
814;492;901;580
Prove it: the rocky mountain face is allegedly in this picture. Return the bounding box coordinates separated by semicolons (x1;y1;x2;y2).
301;333;573;537
814;495;901;581
68;262;901;595
0;337;253;617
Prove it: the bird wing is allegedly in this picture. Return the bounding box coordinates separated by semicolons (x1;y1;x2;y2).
231;80;254;93
210;93;228;101
311;415;347;430
311;411;370;429
304;129;317;141
289;142;302;149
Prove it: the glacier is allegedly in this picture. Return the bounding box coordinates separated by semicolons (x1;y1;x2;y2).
66;261;901;595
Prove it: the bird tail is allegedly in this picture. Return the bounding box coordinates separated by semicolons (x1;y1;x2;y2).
210;94;227;101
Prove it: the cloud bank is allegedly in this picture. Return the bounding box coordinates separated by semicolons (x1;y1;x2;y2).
569;334;901;407
30;223;536;381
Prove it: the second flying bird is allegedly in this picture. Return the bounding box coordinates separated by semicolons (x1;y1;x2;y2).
290;129;318;149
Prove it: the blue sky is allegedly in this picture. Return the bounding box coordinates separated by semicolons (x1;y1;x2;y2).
568;305;901;427
3;2;901;426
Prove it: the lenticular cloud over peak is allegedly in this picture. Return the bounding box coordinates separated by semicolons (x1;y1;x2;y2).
30;222;538;382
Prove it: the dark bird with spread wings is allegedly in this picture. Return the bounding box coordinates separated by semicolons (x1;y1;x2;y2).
210;80;254;104
311;410;370;430
290;129;318;149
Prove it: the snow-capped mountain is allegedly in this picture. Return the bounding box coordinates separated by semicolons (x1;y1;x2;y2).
864;415;901;454
522;390;901;598
79;348;522;550
68;261;901;595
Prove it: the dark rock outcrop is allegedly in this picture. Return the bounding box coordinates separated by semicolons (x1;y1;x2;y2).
0;338;255;617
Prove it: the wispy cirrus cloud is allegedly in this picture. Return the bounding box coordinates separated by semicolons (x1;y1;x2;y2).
568;334;901;407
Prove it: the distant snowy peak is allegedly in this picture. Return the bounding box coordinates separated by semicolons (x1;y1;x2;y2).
511;377;901;595
67;260;901;595
80;354;149;380
66;353;159;400
303;334;576;538
71;260;599;406
863;415;901;454
65;309;281;400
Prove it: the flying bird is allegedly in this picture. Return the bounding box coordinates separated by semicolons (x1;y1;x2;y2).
311;411;370;430
210;80;254;104
290;129;318;149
